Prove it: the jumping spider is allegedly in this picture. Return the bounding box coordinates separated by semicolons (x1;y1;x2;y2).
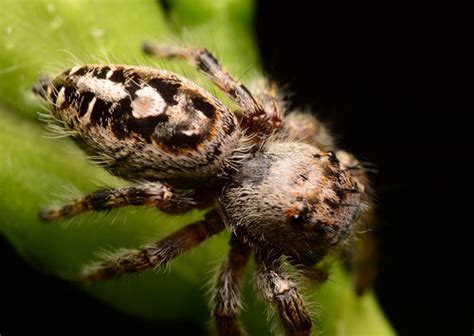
33;43;373;335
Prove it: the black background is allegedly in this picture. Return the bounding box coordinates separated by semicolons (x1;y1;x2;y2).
255;2;471;335
1;1;471;335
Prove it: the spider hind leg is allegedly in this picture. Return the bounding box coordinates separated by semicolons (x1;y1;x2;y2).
142;43;282;139
39;181;199;221
80;210;224;283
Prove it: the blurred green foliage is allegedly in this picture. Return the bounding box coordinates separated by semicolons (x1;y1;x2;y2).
0;0;393;334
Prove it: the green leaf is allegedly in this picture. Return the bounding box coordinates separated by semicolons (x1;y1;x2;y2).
0;0;394;334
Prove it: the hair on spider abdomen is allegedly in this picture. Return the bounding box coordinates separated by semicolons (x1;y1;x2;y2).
34;43;374;336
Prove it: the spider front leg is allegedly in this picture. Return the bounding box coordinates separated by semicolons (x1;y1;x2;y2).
39;181;199;221
281;112;336;151
142;43;281;138
212;234;252;336
336;150;377;294
248;78;284;133
255;257;312;336
81;210;224;283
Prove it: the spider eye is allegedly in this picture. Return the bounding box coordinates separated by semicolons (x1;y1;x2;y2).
291;214;304;225
327;151;339;164
289;207;309;225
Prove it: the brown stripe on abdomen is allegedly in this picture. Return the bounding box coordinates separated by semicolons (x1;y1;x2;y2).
109;97;169;142
93;66;112;79
90;98;113;126
191;96;216;118
108;68;126;83
78;91;95;117
147;77;180;105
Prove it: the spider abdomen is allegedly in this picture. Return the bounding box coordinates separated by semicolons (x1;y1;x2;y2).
37;65;244;185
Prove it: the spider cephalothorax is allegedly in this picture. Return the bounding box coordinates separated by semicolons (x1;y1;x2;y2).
220;142;364;262
34;44;373;336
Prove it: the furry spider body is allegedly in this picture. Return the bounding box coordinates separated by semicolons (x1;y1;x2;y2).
34;44;371;336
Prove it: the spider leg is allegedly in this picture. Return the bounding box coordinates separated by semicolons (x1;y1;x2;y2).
39;181;201;221
80;210;224;283
212;234;252;336
142;43;281;138
350;225;377;295
293;263;330;284
246;78;284;134
255;257;312;336
336;150;377;294
281;112;336;150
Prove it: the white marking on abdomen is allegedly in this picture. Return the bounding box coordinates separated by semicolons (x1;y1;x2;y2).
69;66;82;75
131;86;166;118
106;69;114;79
181;129;201;136
76;77;127;102
82;96;97;124
56;86;66;106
